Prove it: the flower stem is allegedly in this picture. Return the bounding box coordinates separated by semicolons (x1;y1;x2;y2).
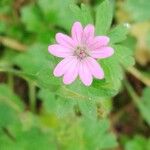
28;82;36;113
128;67;150;86
124;79;139;105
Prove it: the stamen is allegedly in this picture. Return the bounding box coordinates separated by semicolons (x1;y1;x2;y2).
74;46;89;59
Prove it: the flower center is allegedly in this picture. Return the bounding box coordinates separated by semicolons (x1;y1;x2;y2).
74;46;89;59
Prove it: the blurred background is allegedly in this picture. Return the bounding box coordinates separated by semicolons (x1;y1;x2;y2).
0;0;150;150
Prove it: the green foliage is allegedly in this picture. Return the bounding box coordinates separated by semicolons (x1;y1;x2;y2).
0;84;23;128
94;0;134;98
54;118;117;150
0;102;18;127
0;92;117;150
38;89;75;117
81;118;117;150
0;127;56;150
21;4;43;33
95;0;113;35
37;0;76;30
14;44;52;75
125;135;150;150
0;0;148;149
15;128;56;150
11;0;135;101
137;87;150;125
113;44;135;68
0;0;12;15
0;84;24;113
70;3;93;25
108;24;129;44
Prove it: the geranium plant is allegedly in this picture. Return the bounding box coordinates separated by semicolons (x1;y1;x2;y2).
0;0;149;149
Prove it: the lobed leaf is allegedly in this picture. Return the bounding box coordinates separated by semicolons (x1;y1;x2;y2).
95;0;113;35
108;24;129;44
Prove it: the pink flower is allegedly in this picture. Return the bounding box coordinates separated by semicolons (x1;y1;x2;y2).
48;22;114;86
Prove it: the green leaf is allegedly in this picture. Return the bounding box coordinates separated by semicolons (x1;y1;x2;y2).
113;44;135;68
36;67;61;88
37;0;58;22
14;44;49;74
137;87;150;125
82;118;118;150
0;0;12;15
97;99;112;118
0;84;24;112
70;3;93;25
16;128;56;150
21;4;43;32
108;24;129;44
120;35;137;50
77;99;97;118
38;89;75;117
0;131;19;150
57;118;117;150
0;102;19;127
38;89;111;119
99;56;123;90
95;0;113;35
13;43;60;87
125;135;150;150
0;22;6;33
0;84;24;128
0;127;56;150
38;0;76;31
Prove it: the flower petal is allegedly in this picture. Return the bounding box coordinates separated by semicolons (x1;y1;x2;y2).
71;22;83;43
88;36;110;50
90;47;114;59
82;24;95;43
63;58;79;85
53;56;76;77
79;60;93;86
85;57;104;79
48;44;73;58
56;33;75;49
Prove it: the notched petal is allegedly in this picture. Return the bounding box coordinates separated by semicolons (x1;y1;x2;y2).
71;22;83;43
56;33;75;49
88;36;110;50
48;44;73;58
79;60;93;86
91;47;114;59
